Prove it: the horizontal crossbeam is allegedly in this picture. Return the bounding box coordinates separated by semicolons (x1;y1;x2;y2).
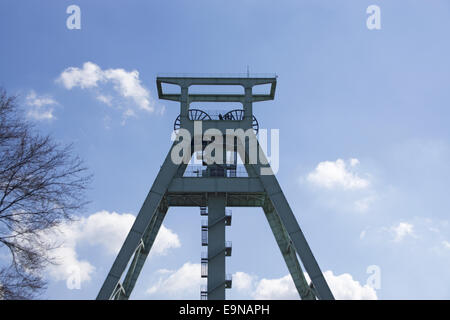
166;192;265;207
168;177;264;193
157;94;274;102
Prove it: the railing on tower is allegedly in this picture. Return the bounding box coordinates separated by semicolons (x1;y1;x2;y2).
183;165;248;178
201;222;208;246
225;274;232;288
200;284;208;300
201;252;208;278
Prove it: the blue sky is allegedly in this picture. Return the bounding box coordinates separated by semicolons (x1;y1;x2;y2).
1;0;450;299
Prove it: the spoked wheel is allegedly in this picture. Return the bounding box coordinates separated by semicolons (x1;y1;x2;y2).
174;109;212;131
223;109;259;134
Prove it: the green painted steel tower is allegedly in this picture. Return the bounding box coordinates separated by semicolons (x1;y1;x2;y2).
96;74;334;300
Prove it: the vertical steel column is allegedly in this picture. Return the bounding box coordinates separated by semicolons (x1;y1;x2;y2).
180;86;189;121
207;194;226;300
243;85;252;122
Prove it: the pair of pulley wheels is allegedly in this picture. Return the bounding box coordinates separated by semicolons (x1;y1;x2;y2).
174;109;259;134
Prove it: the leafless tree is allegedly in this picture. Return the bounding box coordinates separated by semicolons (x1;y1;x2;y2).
0;89;91;299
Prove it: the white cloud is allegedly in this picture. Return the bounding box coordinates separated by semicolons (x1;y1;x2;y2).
123;108;136;118
151;225;181;256
103;68;153;112
350;158;360;167
252;274;298;299
96;94;113;106
365;218;450;249
233;271;257;292
26;90;57;107
79;210;136;254
27;109;55;121
43;223;94;283
156;268;173;275
323;271;377;300
235;271;377;300
307;158;369;190
145;261;376;300
360;230;367;239
391;222;415;242
354;195;376;213
43;210;180;285
58;61;103;89
146;262;202;299
103;115;112;129
25;90;57;120
57;61;161;114
157;104;166;116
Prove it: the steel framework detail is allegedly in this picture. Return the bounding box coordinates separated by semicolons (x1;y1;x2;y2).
97;75;334;300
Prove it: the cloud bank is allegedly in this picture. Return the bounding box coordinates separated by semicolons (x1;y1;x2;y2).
25;90;57;120
42;210;180;285
57;62;163;117
145;263;377;300
307;158;369;190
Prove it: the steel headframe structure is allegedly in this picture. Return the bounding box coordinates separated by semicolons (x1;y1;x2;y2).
96;74;335;300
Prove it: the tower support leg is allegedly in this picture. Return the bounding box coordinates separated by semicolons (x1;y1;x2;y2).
257;175;334;300
97;142;184;300
263;202;316;300
236;135;334;300
117;206;168;299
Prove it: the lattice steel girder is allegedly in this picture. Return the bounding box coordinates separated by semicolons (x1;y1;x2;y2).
247;140;334;300
96;141;186;300
262;200;316;300
116;207;168;299
98;73;335;300
232;132;334;300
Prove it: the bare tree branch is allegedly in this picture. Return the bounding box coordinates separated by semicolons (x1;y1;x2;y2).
0;88;92;299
